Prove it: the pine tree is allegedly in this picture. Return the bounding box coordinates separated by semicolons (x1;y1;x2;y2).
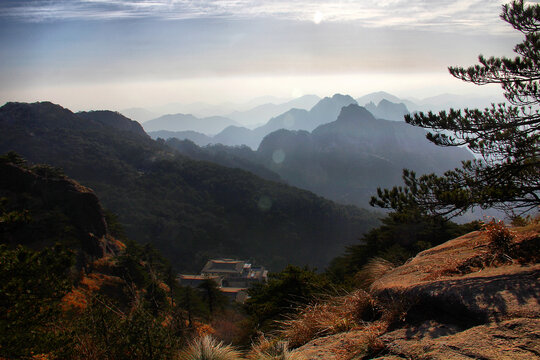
371;0;539;217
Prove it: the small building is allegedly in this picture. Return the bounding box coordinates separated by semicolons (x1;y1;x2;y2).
178;258;267;303
201;259;268;288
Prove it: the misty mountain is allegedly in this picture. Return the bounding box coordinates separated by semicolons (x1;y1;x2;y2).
143;113;239;135
213;125;259;147
166;104;473;210
148;130;213;146
261;94;357;133
364;99;409;121
357;91;505;114
256;104;473;207
226;94;321;127
356;91;403;105
209;94;357;149
149;101;238;119
0;101;378;271
135;95;315;123
356;91;418;113
413;93;505;112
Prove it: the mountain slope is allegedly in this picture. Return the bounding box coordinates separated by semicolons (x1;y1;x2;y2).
78;110;148;137
256;104;473;207
0;101;378;271
148;130;213;146
164;138;282;182
364;99;409;121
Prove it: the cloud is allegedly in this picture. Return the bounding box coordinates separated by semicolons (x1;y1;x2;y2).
0;0;511;34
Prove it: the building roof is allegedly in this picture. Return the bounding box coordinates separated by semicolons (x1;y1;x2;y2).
179;274;220;281
202;259;246;274
219;287;248;293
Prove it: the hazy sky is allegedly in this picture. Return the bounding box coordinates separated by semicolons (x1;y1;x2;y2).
0;0;522;111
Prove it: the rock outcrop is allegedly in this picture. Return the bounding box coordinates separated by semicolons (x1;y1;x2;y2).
295;224;540;359
0;158;122;261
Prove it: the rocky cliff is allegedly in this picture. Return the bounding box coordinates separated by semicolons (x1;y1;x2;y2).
0;156;122;262
294;222;540;360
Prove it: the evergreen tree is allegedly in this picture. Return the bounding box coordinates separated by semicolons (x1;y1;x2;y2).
198;278;228;319
371;0;539;217
0;245;74;358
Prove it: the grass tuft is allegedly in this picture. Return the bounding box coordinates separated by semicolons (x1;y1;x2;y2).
355;257;395;289
176;336;243;360
247;336;306;360
279;290;379;348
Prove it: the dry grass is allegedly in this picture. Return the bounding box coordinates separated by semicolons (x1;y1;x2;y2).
278;290;379;348
176;336;243;360
355;257;395;289
247;336;306;360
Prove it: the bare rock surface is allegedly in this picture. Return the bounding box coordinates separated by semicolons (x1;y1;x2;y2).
295;225;540;360
381;318;540;360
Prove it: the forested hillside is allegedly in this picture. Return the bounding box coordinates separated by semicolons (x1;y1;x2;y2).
0;101;379;271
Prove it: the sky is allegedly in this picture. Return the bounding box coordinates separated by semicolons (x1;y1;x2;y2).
0;0;524;111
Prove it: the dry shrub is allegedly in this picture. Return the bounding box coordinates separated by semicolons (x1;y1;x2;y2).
482;218;515;254
61;288;88;311
176;336;243;360
247;336;306;360
355;257;395;289
279;290;378;348
193;321;216;338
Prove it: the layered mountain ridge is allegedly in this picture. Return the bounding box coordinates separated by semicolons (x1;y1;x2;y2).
166;103;473;208
0;101;378;271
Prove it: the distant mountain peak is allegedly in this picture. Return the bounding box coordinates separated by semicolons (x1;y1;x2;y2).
331;93;356;102
336;104;376;123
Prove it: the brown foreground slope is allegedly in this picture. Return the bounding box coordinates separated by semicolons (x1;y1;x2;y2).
295;222;540;360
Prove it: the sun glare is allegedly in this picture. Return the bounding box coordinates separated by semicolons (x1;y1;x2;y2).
313;11;323;24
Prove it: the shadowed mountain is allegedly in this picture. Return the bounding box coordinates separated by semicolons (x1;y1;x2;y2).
164;138;281;182
0;101;378;271
163;104;472;210
143;113;239;135
364;99;409;121
148;130;213;146
256;104;473;207
78;110;148;137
